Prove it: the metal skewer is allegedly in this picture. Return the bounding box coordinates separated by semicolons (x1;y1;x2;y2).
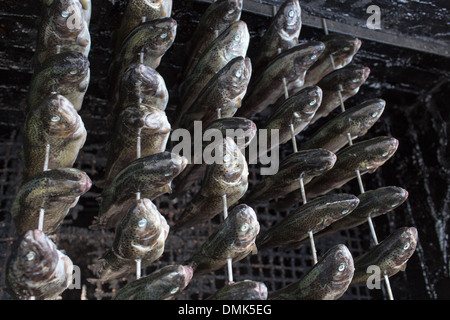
38;143;51;231
222;194;234;284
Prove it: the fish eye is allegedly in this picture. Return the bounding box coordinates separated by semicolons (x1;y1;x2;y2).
170;287;179;294
61;11;70;18
235;69;242;78
160;33;168;39
25;251;36;261
223;154;231;163
338;263;346;272
352;78;360;83
288;9;295;18
310;54;317;60
240;223;249;232
403;242;410;250
343;47;351;51
371;111;379;118
309;99;317;106
50;115;61;122
234;34;241;42
70;70;78;75
341;208;349;215
138;218;147;228
382;151;389;157
227;9;235;15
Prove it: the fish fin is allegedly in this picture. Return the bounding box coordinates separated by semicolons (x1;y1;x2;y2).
399;262;407;272
251;244;258;255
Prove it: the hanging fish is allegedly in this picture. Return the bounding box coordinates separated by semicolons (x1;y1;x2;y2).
94;199;169;281
269;244;354;300
236;41;325;119
299;98;385;153
27;51;90;113
101;104;171;187
183;0;243;80
251;0;302;73
172;137;248;231
12;168;92;236
186;204;259;275
256;193;359;251
35;0;91;68
244;149;336;206
207;280;268;300
91;152;187;230
114;265;193;300
351;227;418;285
6;229;73;300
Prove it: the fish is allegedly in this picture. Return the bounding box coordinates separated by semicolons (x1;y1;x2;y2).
114;0;173;51
172;117;257;196
310;64;371;124
351;227;418;285
101;104;171;187
269;244;354;300
35;0;91;68
236;41;325;119
278;136;399;209
244;149;336;206
114;265;193;300
6;229;73;300
207;280;268;300
172;137;249;231
314;186;409;240
22;94;86;180
178;21;250;122
261;86;322;149
185;204;259;275
12;168;92;236
301;34;362;89
183;0;243;80
27;51;90;113
256;193;359;251
91;152;187;230
178;56;252;131
94;198;169;281
299;98;386;153
107;63;169;122
251;0;302;73
108;18;177;102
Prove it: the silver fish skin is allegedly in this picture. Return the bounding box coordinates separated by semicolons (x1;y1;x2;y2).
256;193;359;251
101;104;171;187
251;0;302;73
351;227;418;284
108;18;177;100
92;152;187;230
114;265;193;300
172;137;249;231
108;63;169;122
186;204;259;275
262;86;322;148
94;199;169;281
236;41;325;119
178;21;250;120
207;280;268;300
301;34;362;89
6;229;73;300
299;98;385;153
314;186;408;241
269;244;354;300
244;149;336;206
172;117;256;196
183;0;243;80
35;0;91;68
114;0;173;51
178;56;252;131
22;94;86;181
310;64;371;124
12;168;92;236
27;51;90;113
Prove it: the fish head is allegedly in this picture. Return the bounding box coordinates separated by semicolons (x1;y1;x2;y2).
144;17;177;54
363;136;399;172
277;0;302;43
322;35;362;69
121;64;166;99
9;229;60;283
327;244;355;297
221;137;248;183
322;194;360;227
293;41;325;74
390;227;418;271
162;265;194;297
347;99;385;137
223;21;250;61
120;104;170;134
163;153;188;182
293;86;323;119
290;149;336;178
225;57;252;98
231;204;260;249
56;52;90;90
222;0;243;23
372;186;409;216
340;65;371;92
48;168;92;196
206;117;257;149
52;0;85;37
